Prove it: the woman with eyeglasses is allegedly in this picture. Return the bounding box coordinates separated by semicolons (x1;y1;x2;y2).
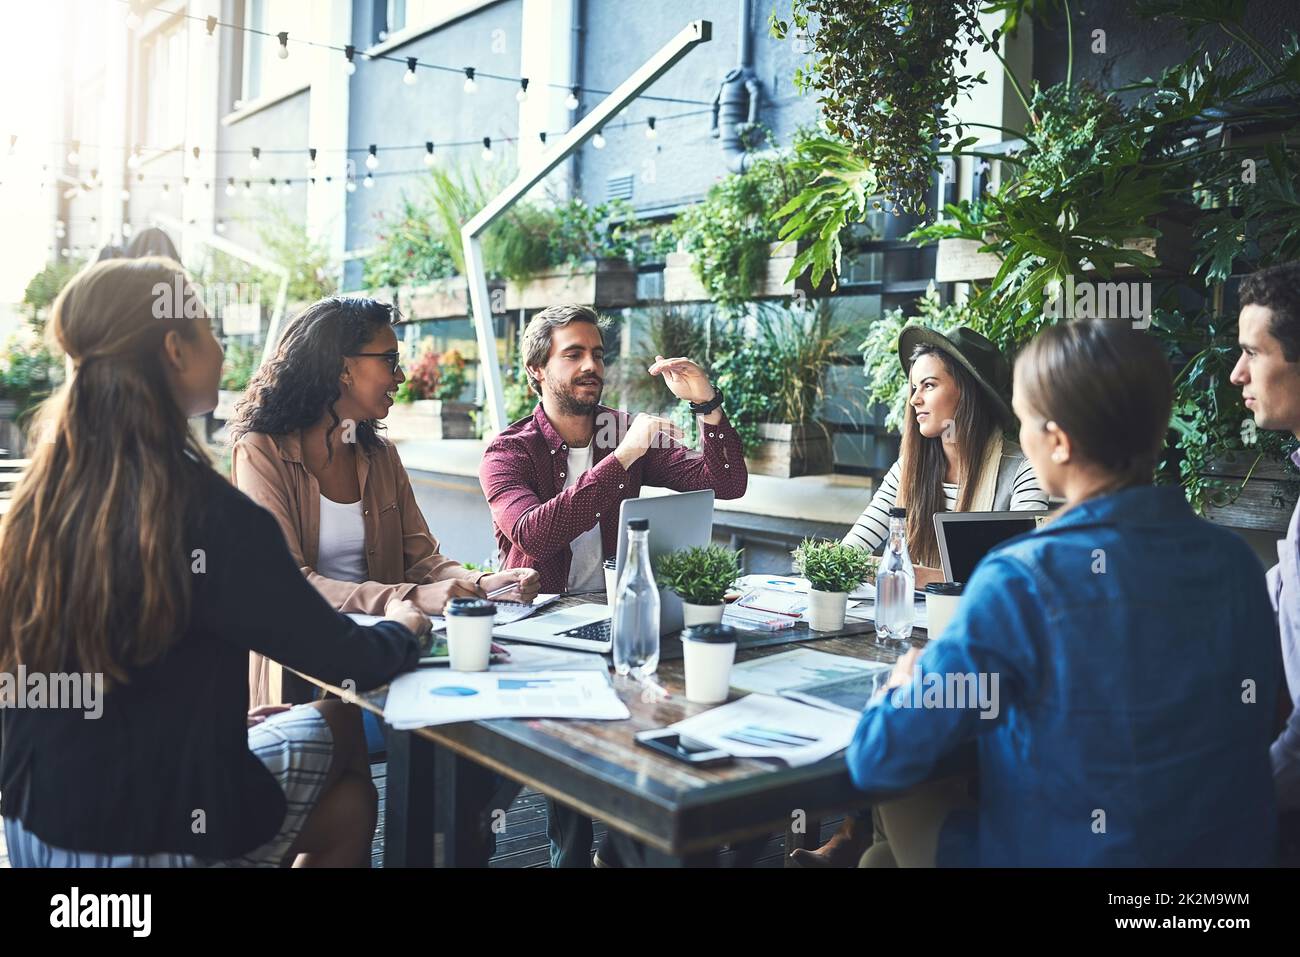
229;297;540;708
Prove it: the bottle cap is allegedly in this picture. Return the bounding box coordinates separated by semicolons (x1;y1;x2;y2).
888;507;907;518
627;518;649;531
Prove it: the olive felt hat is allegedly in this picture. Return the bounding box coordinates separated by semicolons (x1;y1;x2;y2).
897;325;1016;427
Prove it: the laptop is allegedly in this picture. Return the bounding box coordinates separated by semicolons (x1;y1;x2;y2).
491;490;716;652
933;511;1043;583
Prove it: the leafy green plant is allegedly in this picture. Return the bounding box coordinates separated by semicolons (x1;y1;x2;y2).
396;340;441;402
436;348;467;401
502;364;538;424
22;259;86;326
0;332;59;419
364;194;457;290
219;341;260;391
672;154;813;314
792;538;875;594
655;545;743;605
770;0;1000;212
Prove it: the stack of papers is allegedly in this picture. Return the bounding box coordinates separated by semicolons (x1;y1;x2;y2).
384;669;630;729
669;694;859;767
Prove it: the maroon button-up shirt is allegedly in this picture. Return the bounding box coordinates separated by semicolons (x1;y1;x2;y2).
479;403;748;593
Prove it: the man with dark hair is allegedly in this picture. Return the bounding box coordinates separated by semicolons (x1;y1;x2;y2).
1230;260;1300;821
479;303;747;866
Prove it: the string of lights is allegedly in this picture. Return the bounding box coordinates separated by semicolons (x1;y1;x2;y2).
116;0;714;108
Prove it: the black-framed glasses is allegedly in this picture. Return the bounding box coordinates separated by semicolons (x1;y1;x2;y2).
350;351;402;374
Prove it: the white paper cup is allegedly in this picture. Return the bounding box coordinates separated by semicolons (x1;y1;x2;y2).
681;624;738;704
603;558;618;607
445;598;496;671
922;582;964;639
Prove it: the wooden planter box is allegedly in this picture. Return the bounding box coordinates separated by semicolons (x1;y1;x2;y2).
506;259;637;311
383;399;478;441
934;210;1196;284
664;241;798;303
1202;453;1299;534
745;421;834;479
214;389;246;422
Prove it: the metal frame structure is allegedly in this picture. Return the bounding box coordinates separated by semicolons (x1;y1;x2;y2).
462;19;713;432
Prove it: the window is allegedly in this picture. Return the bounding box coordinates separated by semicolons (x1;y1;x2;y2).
238;0;315;106
142;19;188;147
377;0;450;43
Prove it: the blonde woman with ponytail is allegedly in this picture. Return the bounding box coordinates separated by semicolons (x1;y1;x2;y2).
0;258;427;867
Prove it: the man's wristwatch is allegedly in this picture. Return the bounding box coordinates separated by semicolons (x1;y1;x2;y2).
688;385;724;416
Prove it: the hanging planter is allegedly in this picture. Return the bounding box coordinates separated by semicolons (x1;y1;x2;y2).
505;259;637;311
1201;453;1299;534
664;242;799;304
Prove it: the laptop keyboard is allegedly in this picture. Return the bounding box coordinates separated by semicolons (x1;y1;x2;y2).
557;619;612;643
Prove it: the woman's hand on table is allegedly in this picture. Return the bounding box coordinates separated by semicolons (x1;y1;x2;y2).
385;597;432;638
885;647;920;691
411;579;482;615
479;567;541;603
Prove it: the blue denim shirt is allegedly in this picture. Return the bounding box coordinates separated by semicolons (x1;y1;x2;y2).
847;485;1281;866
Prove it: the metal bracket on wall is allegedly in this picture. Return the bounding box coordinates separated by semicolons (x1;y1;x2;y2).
462;19;714;432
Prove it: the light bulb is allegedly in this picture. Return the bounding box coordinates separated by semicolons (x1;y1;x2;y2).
592;131;606;149
267;178;278;194
363;174;374;189
365;146;379;170
243;181;253;195
565;87;580;110
344;59;356;76
423;142;436;167
225;179;236;197
277;32;289;59
127;148;141;170
645;117;657;139
481;137;494;163
517;79;529;102
404;58;418;85
282;179;292;194
215;220;226;234
346;178;357;192
463;68;477;94
249;147;261;171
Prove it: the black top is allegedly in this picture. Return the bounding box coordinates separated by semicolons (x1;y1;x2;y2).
0;467;420;858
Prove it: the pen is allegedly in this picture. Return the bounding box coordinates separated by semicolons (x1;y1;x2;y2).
484;583;520;600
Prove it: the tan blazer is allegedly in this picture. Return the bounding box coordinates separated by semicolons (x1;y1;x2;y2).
231;430;473;705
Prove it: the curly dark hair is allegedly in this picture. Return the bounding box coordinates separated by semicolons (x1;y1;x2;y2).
229;296;398;460
1239;261;1300;362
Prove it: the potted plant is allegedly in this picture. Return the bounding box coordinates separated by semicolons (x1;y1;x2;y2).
655;545;743;626
792;538;874;632
387;342;477;440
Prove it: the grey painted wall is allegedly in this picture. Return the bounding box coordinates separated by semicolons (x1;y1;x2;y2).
343;0;524;287
213;89;311;255
574;0;817;214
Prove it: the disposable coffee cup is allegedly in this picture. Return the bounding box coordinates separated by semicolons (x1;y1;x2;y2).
681;624;739;704
445;597;496;671
923;582;964;640
603;558;618;607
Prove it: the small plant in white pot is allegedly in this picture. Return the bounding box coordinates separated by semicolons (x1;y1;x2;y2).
792;538;874;632
655;545;743;627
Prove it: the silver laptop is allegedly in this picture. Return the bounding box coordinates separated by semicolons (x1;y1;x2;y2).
933;511;1042;583
492;490;716;652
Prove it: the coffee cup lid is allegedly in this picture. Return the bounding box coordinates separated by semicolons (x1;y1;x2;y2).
446;597;496;617
924;582;965;596
681;624;738;644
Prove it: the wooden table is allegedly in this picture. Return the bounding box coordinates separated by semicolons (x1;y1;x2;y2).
297;595;946;868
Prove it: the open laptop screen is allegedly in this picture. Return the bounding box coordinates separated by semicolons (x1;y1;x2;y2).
934;512;1041;583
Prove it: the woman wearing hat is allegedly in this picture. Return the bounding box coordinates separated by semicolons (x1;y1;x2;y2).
842;326;1049;587
792;326;1048;867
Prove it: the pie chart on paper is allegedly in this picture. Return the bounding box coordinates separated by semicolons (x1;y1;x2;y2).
430;686;479;697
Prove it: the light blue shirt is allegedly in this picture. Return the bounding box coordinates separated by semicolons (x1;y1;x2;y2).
1266;448;1300;809
847;484;1281;865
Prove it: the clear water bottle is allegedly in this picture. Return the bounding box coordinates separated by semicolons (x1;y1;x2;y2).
613;518;660;677
875;506;915;648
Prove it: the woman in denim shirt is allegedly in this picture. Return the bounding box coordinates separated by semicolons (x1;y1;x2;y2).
848;320;1282;866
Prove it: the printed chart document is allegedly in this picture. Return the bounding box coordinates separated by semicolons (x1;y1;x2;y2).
384;669;630;729
669;694;858;767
